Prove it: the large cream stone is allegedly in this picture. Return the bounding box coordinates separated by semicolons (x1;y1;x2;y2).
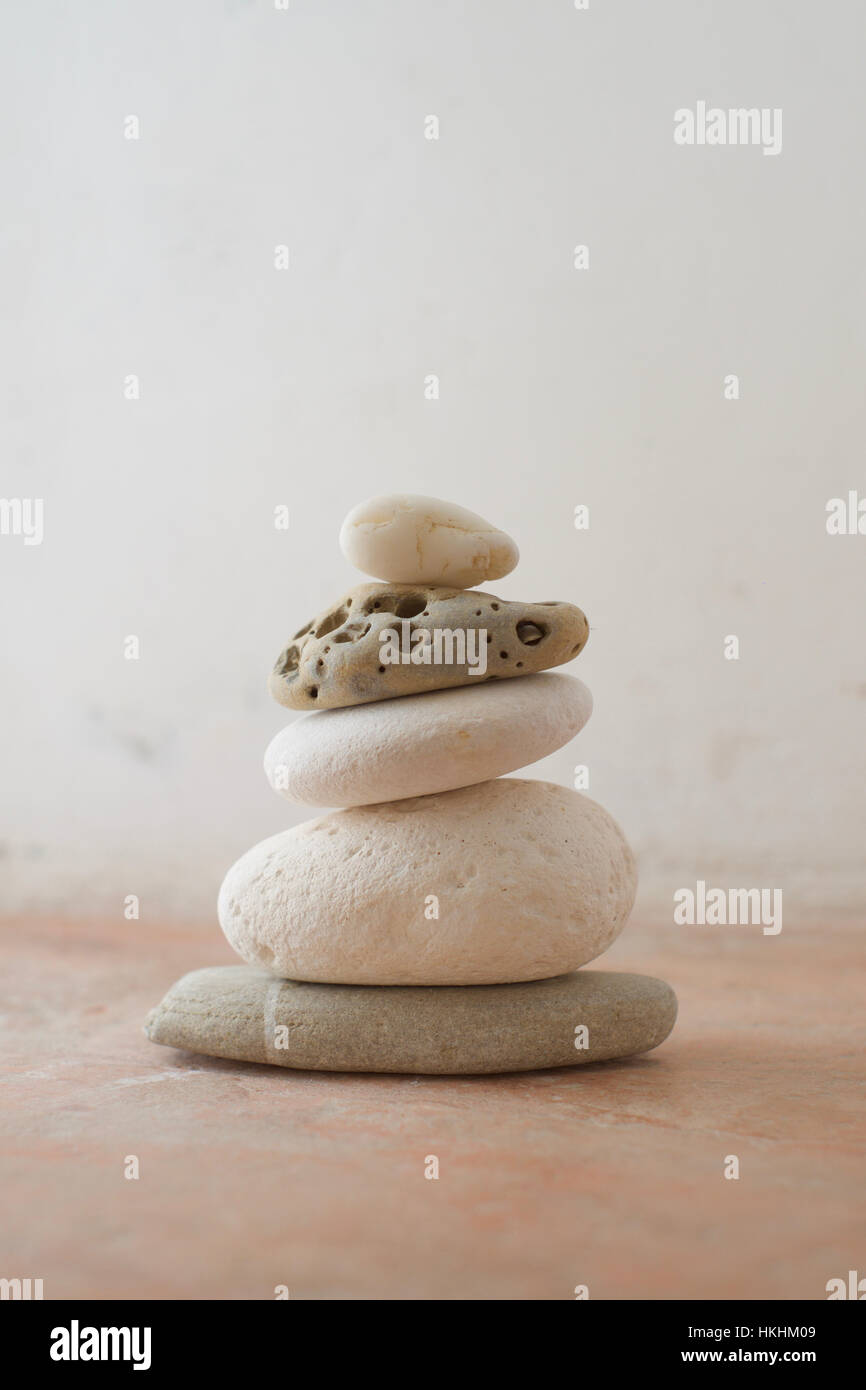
339;493;519;587
264;673;592;808
268;582;589;711
217;779;637;985
145;965;677;1075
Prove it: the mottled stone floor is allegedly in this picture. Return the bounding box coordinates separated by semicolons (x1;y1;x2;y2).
1;915;862;1300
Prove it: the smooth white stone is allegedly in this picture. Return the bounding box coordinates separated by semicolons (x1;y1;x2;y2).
265;673;592;807
339;493;519;587
218;778;637;986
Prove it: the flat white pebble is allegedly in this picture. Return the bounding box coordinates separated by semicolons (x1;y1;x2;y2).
265;672;592;807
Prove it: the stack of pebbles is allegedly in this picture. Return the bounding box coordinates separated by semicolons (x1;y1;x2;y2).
146;495;676;1074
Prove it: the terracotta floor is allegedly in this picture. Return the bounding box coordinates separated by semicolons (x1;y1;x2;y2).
0;915;862;1301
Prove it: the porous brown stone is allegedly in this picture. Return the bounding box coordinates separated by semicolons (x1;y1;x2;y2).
268;582;589;711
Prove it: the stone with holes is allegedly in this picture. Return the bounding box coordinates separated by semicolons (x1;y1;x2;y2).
265;673;592;807
145;965;677;1074
268;582;589;711
339;493;519;587
217;778;636;985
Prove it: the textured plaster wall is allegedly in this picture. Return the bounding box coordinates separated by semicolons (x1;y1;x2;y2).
2;0;864;923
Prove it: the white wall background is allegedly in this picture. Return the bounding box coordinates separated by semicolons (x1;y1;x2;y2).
2;0;864;924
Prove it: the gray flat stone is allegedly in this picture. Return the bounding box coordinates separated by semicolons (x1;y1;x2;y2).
145;965;677;1075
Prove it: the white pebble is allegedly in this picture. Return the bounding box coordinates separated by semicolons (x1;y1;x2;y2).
339;493;519;587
